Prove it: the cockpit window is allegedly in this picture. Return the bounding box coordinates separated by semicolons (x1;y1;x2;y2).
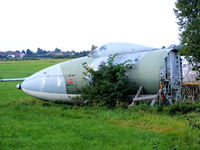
88;43;155;58
134;58;139;62
89;50;98;57
88;45;107;57
99;45;107;51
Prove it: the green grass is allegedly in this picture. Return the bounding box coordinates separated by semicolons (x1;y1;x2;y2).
0;59;200;150
0;59;69;103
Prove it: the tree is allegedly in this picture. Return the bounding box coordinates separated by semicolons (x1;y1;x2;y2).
174;0;200;79
55;48;61;53
26;49;33;56
80;55;133;108
21;50;26;54
161;46;166;49
91;45;98;51
37;48;43;54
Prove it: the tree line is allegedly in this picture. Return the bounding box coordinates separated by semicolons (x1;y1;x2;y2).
0;47;91;59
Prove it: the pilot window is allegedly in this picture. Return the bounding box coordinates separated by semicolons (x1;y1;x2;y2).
89;50;98;57
99;45;107;51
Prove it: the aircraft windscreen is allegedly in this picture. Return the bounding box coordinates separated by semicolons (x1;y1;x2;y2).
88;43;155;58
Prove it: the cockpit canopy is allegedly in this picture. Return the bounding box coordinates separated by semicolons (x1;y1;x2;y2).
88;42;156;57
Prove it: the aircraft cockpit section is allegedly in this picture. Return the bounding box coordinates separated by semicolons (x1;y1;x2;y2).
88;45;107;58
88;43;155;58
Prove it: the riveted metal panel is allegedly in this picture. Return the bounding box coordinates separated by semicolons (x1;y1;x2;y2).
127;49;170;94
60;57;95;94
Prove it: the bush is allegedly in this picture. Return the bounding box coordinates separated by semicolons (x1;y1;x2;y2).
128;102;200;115
164;102;200;115
80;55;133;108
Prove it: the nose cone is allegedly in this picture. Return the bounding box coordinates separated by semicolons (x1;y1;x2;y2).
16;84;21;89
21;64;67;101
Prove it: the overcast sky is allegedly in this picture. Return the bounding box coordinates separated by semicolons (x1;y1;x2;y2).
0;0;179;52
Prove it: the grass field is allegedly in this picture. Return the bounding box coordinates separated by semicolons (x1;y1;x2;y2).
0;59;200;150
